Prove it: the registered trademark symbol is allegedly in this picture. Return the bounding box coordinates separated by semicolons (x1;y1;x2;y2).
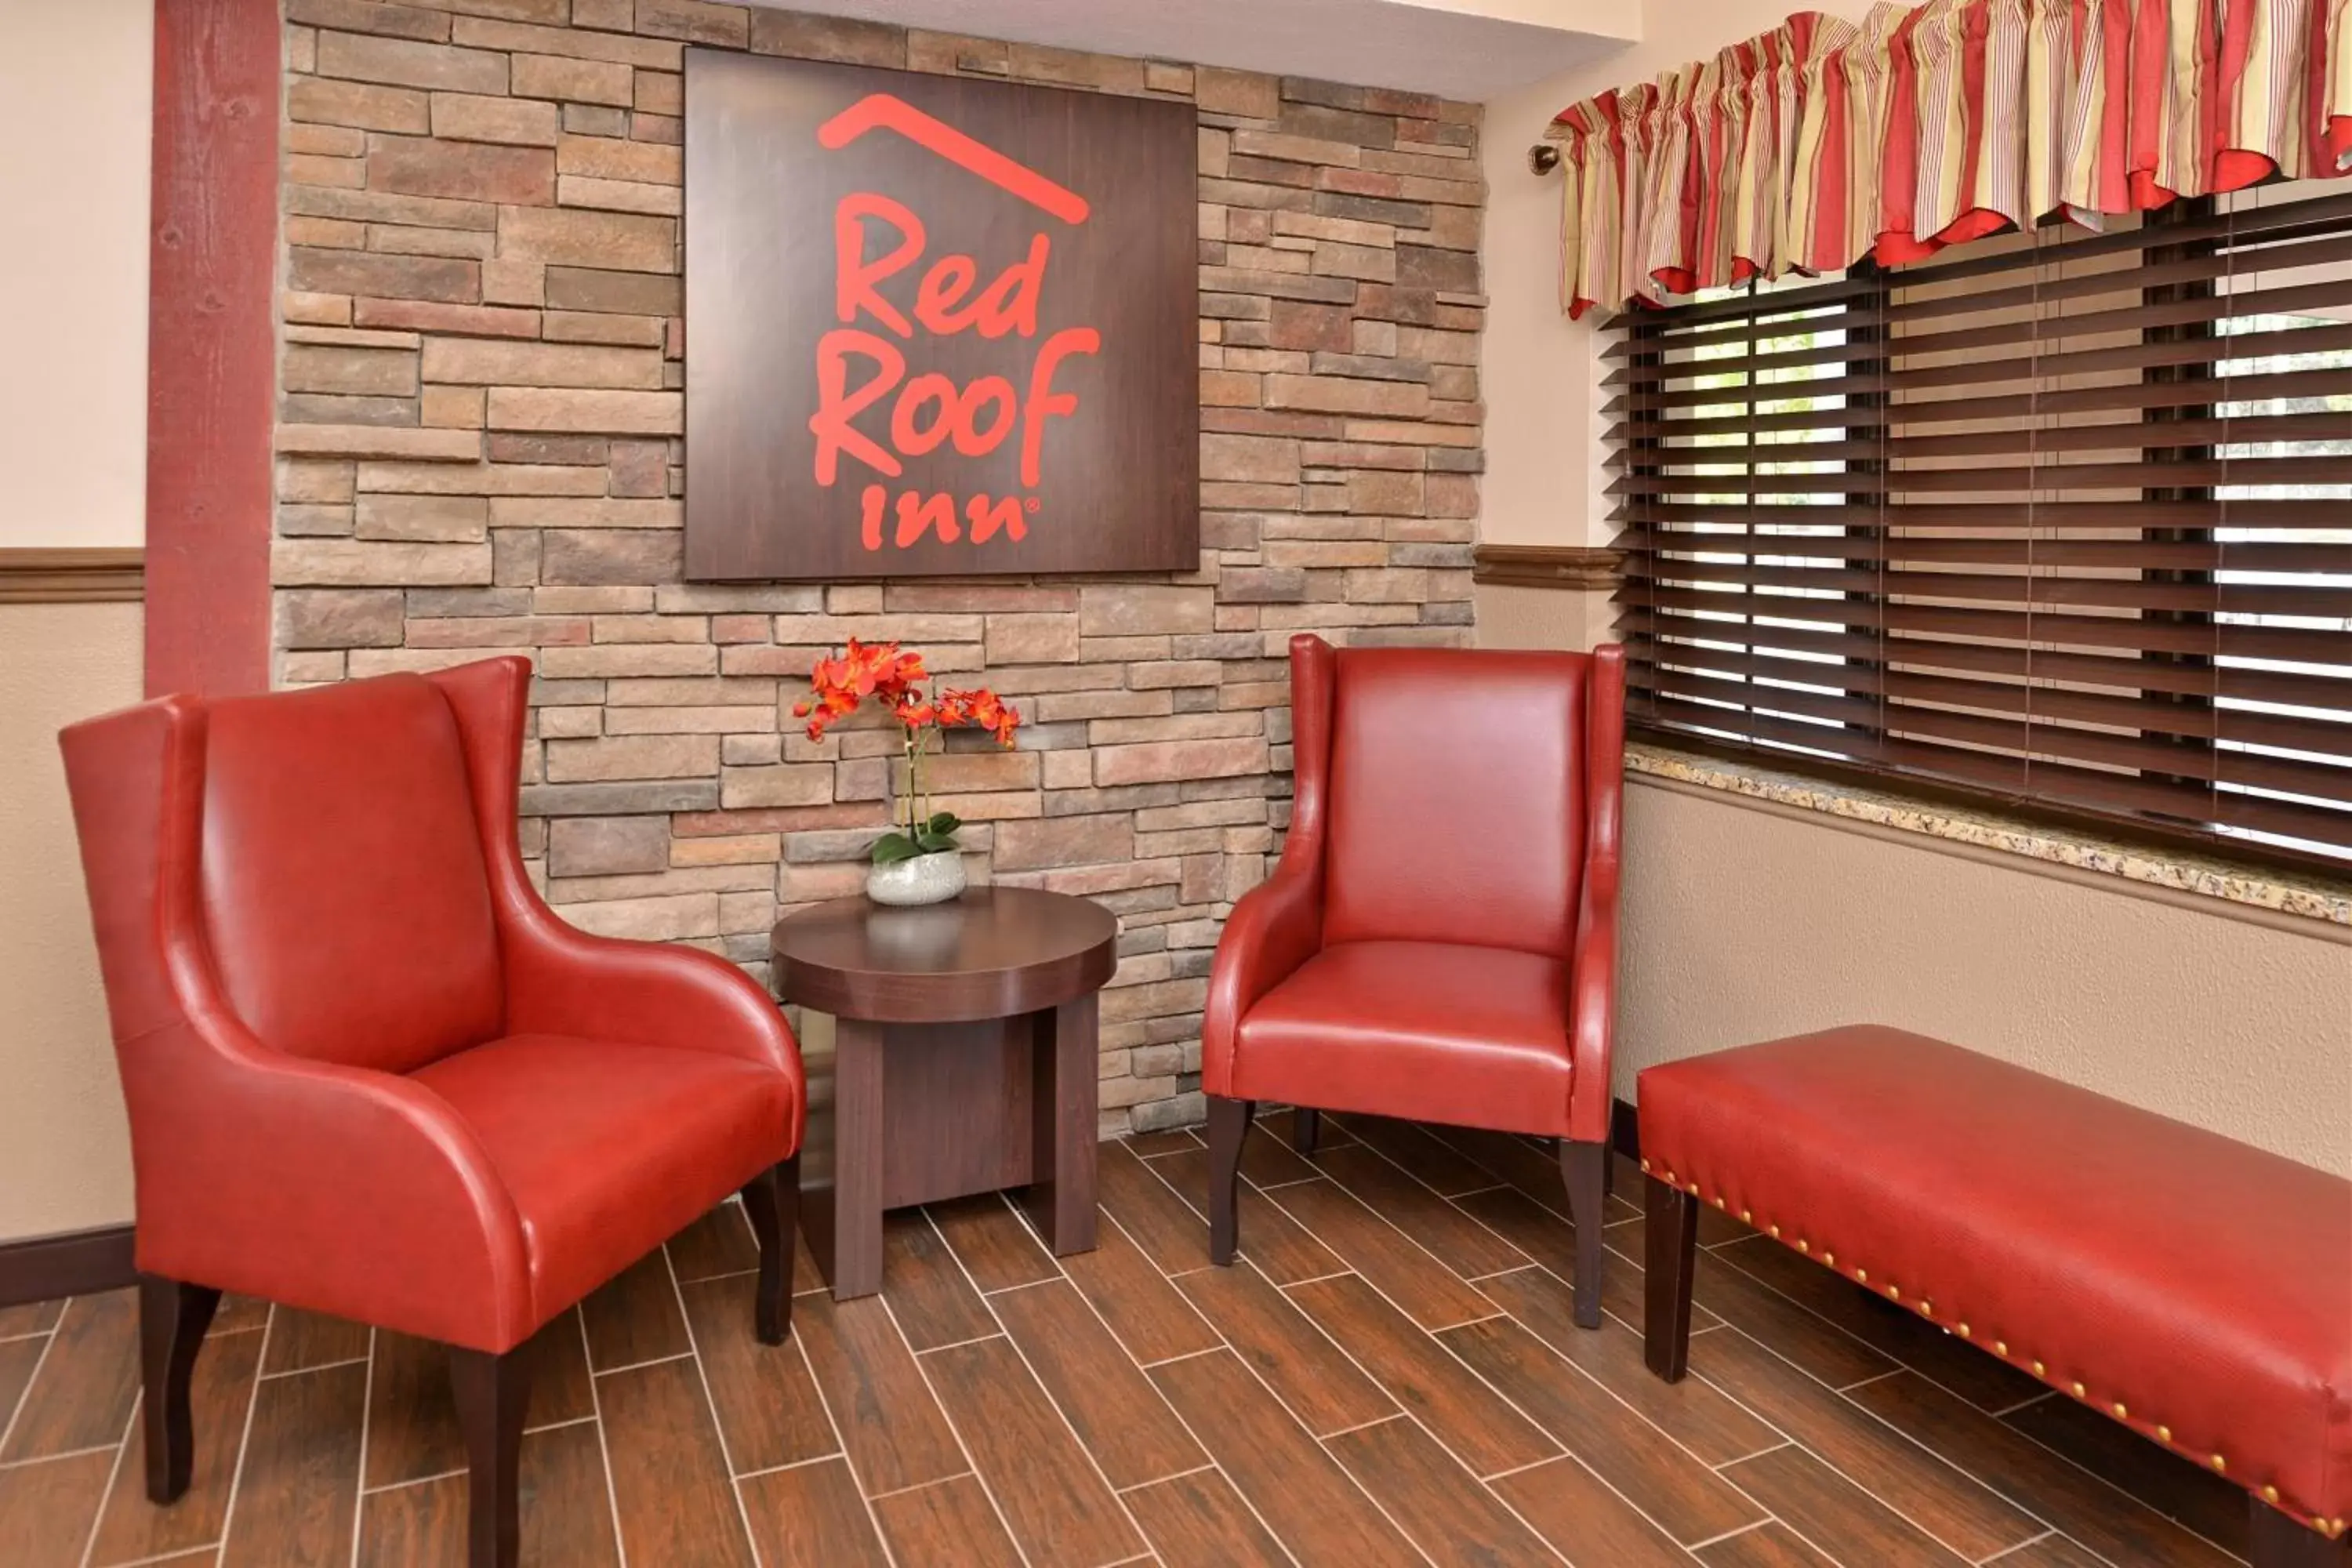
1023;496;1040;513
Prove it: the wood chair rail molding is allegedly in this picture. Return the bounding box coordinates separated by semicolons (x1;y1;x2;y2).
1471;544;1624;591
0;547;147;604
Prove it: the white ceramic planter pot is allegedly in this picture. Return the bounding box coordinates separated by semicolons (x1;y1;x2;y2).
865;848;967;906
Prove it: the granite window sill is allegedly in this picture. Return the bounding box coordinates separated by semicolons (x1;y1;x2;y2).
1625;742;2351;929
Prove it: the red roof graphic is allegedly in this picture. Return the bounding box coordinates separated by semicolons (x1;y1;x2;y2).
817;93;1091;226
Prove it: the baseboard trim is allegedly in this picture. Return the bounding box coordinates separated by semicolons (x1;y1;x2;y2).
0;1224;136;1308
1611;1097;1640;1163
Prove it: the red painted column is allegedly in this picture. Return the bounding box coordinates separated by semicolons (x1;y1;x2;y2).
144;0;279;698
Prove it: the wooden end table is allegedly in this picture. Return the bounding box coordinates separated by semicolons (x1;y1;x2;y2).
771;886;1118;1300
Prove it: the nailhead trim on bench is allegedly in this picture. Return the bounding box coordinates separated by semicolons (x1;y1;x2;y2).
1639;1155;2339;1537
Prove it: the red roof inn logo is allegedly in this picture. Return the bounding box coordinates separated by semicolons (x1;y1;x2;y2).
811;95;1098;553
684;54;1197;582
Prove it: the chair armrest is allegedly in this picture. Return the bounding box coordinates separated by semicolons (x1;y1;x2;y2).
1565;858;1619;1145
1203;866;1323;1097
419;655;800;1112
1206;631;1337;1098
1565;643;1625;1147
500;896;804;1093
126;1003;537;1352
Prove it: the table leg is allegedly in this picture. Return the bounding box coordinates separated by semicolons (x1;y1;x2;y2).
1021;993;1098;1256
806;1014;887;1300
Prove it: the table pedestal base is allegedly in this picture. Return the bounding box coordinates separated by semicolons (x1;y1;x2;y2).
801;994;1099;1300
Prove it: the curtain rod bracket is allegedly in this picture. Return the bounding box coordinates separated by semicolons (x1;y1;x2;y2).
1528;143;1561;176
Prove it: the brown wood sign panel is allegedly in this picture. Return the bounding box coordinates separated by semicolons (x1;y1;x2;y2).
684;51;1199;580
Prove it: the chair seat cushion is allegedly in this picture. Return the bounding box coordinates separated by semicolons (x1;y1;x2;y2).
1232;941;1573;1136
412;1033;794;1327
1639;1025;2352;1526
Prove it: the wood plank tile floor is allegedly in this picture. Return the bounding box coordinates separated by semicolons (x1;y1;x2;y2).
0;1110;2256;1567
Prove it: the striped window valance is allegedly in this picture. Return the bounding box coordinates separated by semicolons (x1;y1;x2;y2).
1547;0;2352;319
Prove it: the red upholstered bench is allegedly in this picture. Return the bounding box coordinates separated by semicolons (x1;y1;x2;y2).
1638;1025;2352;1568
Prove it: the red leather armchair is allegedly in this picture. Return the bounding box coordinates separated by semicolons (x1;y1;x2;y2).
1203;634;1624;1327
59;656;804;1568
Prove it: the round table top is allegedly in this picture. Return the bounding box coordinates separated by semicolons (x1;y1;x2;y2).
770;886;1120;1024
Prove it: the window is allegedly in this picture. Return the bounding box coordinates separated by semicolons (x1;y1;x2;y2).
1607;184;2352;866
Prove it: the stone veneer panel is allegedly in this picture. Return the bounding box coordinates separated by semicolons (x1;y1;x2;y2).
271;0;1486;1134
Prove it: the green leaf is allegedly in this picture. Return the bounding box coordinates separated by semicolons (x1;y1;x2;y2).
913;829;960;855
926;811;962;836
869;832;920;864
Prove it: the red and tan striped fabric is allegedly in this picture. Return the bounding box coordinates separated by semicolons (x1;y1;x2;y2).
1549;0;2352;318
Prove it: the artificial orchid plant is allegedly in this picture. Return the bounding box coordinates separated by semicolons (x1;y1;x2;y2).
793;639;1022;866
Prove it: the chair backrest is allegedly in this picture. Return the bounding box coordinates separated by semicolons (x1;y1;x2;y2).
193;675;505;1073
1320;646;1590;956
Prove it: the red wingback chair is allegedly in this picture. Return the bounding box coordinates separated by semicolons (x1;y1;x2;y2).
58;656;804;1568
1203;634;1625;1327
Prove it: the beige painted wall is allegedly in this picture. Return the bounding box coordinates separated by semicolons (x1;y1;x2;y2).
0;0;152;548
1474;0;2352;1174
1474;581;1606;651
1;0;153;1243
1622;782;2352;1174
0;605;143;1238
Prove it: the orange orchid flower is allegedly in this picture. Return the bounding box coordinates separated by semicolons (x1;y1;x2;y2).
940;687;1022;747
797;644;1025;862
793;643;1021;749
795;638;938;741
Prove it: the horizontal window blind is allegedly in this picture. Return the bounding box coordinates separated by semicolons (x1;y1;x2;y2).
1607;185;2352;863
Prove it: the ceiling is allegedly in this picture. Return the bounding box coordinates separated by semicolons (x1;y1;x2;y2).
750;0;1637;100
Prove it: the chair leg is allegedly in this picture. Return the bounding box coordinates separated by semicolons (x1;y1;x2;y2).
742;1154;798;1345
137;1274;220;1504
1207;1095;1254;1265
1292;1107;1321;1157
1559;1139;1609;1330
449;1344;532;1568
2250;1496;2347;1568
1644;1174;1700;1382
